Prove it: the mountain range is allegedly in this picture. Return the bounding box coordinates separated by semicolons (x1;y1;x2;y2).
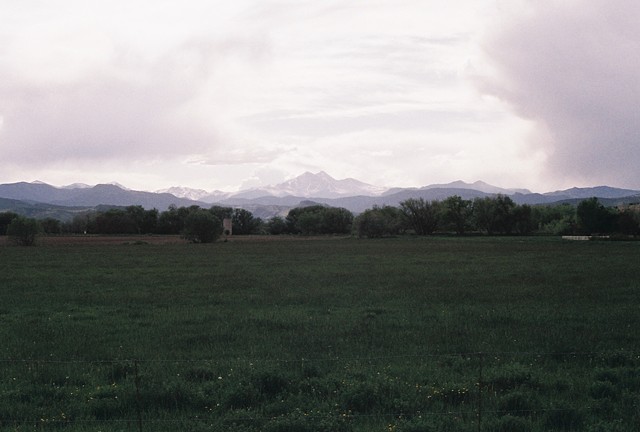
1;171;639;221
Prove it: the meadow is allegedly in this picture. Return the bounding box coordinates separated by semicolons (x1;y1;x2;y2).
0;236;638;431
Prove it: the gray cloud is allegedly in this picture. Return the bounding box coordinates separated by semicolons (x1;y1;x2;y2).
0;57;206;166
479;0;640;188
0;33;271;168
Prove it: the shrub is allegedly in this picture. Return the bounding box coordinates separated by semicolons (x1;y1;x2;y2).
7;216;41;246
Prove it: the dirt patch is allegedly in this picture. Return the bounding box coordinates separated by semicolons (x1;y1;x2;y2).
0;235;188;246
0;234;351;247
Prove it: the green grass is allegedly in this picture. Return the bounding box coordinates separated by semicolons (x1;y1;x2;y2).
0;236;638;431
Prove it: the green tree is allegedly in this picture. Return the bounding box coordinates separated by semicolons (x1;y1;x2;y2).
286;205;326;234
472;197;497;234
399;198;441;235
442;195;471;235
141;208;159;234
182;209;222;243
7;216;41;246
354;206;404;238
512;204;535;235
493;195;516;234
157;205;184;234
354;208;387;238
472;195;516;235
616;207;640;235
0;211;19;235
209;206;233;222
533;204;576;235
232;208;260;235
40;218;62;234
320;207;353;234
266;216;288;235
65;212;95;234
576;197;615;234
297;211;322;235
94;209;137;234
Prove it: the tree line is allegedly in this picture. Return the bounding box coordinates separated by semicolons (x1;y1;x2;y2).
354;196;640;238
1;196;639;245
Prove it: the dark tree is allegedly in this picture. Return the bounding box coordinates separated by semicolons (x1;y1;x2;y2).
576;197;615;234
182;209;222;243
513;204;535;235
616;207;640;235
320;207;353;234
297;211;323;235
493;195;516;234
354;208;387;238
442;195;471;235
157;205;184;234
533;204;576;235
399;198;441;235
472;197;497;234
354;206;404;238
125;205;146;233
285;205;353;235
40;218;62;235
7;216;41;246
94;209;137;234
0;211;19;235
231;208;260;235
286;205;325;234
209;206;233;222
266;216;288;235
472;195;515;235
141;208;159;234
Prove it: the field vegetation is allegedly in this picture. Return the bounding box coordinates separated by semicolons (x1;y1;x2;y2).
0;236;638;431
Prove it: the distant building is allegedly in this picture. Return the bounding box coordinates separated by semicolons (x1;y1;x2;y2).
223;218;232;235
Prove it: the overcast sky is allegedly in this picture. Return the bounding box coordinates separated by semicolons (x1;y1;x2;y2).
1;0;638;192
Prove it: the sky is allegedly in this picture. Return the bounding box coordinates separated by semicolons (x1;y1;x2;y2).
1;0;638;193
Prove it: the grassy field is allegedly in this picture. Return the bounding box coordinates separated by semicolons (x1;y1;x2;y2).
0;236;638;431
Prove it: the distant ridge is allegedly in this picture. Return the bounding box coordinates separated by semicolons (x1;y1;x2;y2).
230;171;386;199
415;180;531;195
1;173;639;220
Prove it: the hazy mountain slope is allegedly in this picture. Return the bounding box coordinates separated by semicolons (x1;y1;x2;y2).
0;182;78;203
51;184;204;210
0;182;202;211
1;176;640;220
0;197;95;222
544;186;640;199
421;180;531;195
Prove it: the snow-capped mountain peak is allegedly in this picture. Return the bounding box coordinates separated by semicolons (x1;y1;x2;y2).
265;171;385;198
156;186;211;201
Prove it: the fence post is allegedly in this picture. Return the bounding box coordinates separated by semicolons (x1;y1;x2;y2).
477;352;483;432
134;360;143;432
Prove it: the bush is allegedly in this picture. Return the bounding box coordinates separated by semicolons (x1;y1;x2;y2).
182;210;222;243
7;216;41;246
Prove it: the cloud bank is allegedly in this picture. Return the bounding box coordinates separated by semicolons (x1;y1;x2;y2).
7;0;633;192
480;0;640;189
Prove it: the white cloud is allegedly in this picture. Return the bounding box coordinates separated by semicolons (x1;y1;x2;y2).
0;0;564;192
